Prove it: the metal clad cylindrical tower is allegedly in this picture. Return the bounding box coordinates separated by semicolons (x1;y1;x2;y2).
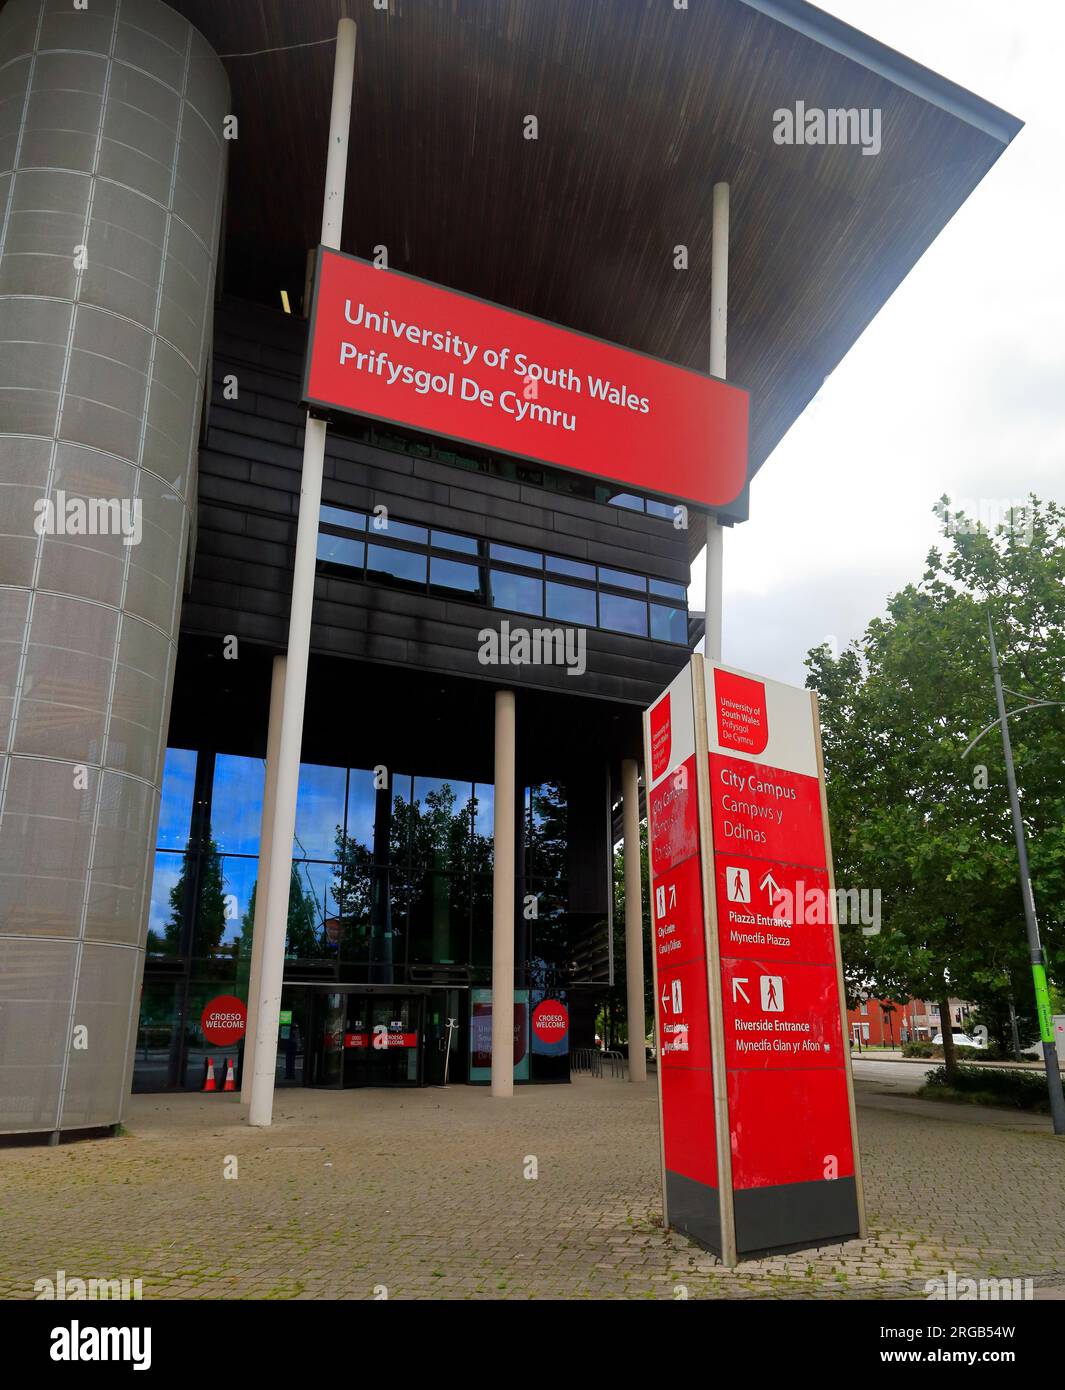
0;0;228;1135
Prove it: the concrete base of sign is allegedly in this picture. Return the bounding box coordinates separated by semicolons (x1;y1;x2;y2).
733;1177;861;1259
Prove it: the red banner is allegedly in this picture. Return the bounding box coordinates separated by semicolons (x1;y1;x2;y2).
303;249;749;510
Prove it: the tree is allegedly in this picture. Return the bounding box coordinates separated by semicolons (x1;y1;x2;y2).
806;497;1065;1079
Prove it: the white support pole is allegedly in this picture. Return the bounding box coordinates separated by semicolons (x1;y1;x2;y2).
704;181;729;663
491;689;516;1098
248;18;356;1127
622;758;647;1083
240;653;286;1104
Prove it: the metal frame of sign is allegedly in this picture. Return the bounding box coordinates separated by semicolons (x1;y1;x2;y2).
301;246;752;517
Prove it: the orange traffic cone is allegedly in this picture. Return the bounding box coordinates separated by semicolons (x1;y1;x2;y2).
222;1057;236;1092
202;1057;217;1092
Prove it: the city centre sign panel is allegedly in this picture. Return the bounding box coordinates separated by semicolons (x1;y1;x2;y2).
643;656;864;1263
302;248;750;511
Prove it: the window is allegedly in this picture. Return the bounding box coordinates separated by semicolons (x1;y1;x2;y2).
367;542;427;588
649;577;687;602
490;542;542;570
598;566;646;593
490;569;543;616
607;492;643;511
156;748;196;850
430;555;484;598
650;604;686;643
317;533;364;569
546;580;596;625
317;511;687;641
599;591;647;636
370;518;427;545
320;505;365;530
211;754;265;854
546;555;595;581
432;529;479;555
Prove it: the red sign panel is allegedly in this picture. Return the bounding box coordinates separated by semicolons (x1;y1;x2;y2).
713;669;769;755
649;693;672;781
648;755;699;878
200;995;246;1046
303;249;749;510
531;1000;569;1045
708;753;827;870
713;854;836;965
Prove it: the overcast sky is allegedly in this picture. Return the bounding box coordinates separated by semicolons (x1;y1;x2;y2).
692;0;1063;686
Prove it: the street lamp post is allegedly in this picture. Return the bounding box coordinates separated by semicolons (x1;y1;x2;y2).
965;613;1065;1135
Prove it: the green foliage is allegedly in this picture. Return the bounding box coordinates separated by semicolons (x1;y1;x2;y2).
921;1063;1064;1112
806;496;1065;1075
902;1041;934;1058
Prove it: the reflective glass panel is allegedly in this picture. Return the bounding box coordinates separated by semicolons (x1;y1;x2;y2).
156;747;197;849
370;517;427;544
367;542;427;587
211;754;264;854
598;566;646;592
489;569;543;616
429;556;485;598
546;555;595;581
294;763;347;860
146;849;185;955
320;505;366;530
649;577;687;602
431;529;479;555
490;542;542;569
545;580;596;625
607;492;644;511
317;533;364;568
599;591;648;635
650;603;688;644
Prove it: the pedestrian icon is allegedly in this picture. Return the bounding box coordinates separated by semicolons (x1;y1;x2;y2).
726;867;750;902
760;975;784;1011
655;885;665;918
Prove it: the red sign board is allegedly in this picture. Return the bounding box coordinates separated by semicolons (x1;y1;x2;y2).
531;1000;569;1045
200;995;247;1047
303;249;749;510
707;753;827;870
644;657;862;1263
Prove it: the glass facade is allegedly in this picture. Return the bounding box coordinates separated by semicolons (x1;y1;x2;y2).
135;747;571;1091
318;505;689;642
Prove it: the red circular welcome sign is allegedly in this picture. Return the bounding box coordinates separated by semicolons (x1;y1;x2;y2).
532;1000;569;1045
200;995;247;1046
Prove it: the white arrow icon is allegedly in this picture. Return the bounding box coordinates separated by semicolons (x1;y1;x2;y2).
732;977;750;1004
759;869;782;903
660;983;670;1013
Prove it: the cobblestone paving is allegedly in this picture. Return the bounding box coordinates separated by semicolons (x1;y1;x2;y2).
2;1077;1063;1300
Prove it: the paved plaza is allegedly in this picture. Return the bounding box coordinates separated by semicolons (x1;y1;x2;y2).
2;1075;1064;1300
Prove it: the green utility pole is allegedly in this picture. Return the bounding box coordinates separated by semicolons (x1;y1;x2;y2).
985;614;1065;1135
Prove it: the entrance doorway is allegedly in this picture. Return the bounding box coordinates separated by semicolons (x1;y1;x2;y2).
306;988;466;1087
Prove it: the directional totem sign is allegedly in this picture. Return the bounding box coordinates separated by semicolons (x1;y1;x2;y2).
643;657;864;1263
